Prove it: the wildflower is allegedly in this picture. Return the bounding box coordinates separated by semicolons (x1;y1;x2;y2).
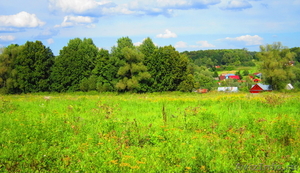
131;166;140;169
110;160;118;164
119;163;130;167
192;156;196;159
186;167;191;170
136;161;145;164
124;155;133;158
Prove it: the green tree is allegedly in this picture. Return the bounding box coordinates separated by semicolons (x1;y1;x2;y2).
50;38;98;92
115;47;150;92
15;41;54;93
242;70;249;76
138;37;157;63
91;48;118;92
257;42;296;90
0;44;21;93
138;38;157;92
148;46;190;91
193;66;216;90
290;47;300;62
235;70;242;80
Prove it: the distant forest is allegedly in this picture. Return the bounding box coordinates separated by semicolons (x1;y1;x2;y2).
0;37;300;94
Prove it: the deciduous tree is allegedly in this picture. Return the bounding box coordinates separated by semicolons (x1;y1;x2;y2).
257;42;296;90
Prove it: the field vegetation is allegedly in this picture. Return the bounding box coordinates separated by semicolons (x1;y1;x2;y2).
1;92;299;172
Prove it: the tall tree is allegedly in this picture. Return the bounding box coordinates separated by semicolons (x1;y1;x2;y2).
138;37;157;92
257;42;296;90
15;41;54;93
0;44;21;93
290;47;300;63
115;47;150;92
50;38;98;92
91;48;118;92
148;45;189;91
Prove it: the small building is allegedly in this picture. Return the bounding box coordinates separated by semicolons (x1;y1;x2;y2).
253;78;261;82
219;76;226;80
286;83;294;90
253;72;262;78
225;74;235;79
228;75;240;80
250;83;272;93
218;87;238;92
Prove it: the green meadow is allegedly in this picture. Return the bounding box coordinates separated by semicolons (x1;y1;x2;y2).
1;92;300;172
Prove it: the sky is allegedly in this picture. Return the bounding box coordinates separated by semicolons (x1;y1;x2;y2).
0;0;299;55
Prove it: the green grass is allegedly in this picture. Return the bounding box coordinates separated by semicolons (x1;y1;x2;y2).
1;92;300;172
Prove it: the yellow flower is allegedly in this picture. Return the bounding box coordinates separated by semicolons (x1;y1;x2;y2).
136;161;145;164
186;167;191;170
131;166;140;169
119;163;130;167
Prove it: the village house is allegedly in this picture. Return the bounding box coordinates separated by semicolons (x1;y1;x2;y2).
250;83;272;93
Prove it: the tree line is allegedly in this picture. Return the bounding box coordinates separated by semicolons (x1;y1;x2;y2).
0;37;299;94
0;37;198;94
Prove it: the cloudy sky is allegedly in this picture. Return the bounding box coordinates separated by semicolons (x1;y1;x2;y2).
0;0;299;55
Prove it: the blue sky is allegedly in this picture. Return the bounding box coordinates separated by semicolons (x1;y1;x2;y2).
0;0;299;55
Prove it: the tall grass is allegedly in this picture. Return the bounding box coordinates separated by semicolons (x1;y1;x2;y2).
0;92;299;172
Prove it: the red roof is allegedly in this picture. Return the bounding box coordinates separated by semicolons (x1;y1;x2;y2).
228;75;240;80
219;76;226;80
250;83;272;93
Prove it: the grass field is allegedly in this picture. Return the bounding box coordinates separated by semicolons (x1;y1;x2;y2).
1;92;300;172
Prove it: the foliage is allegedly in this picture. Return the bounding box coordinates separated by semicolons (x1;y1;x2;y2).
115;47;150;92
0;41;54;94
183;49;255;68
147;46;190;91
257;42;296;90
92;49;117;92
290;47;300;63
0;44;21;94
50;38;98;92
16;41;54;93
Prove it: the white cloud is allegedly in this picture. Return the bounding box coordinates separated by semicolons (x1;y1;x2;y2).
48;0;221;17
175;41;188;48
47;38;54;44
129;0;221;16
196;41;215;48
221;0;252;11
0;11;45;28
48;0;117;15
55;15;95;27
156;29;177;38
0;35;16;41
0;27;22;32
175;40;215;48
225;35;263;45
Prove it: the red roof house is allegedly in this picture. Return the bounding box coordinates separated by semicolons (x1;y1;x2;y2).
254;79;261;82
219;76;226;80
250;83;272;93
228;75;240;80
